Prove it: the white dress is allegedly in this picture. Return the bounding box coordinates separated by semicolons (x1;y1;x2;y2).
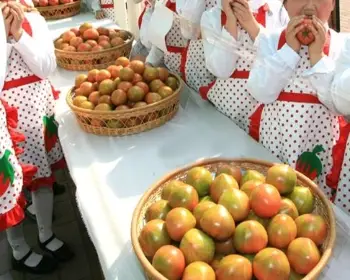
247;27;345;199
201;0;288;132
1;12;63;191
179;0;217;91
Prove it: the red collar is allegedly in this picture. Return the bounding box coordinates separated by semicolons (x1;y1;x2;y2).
165;0;176;13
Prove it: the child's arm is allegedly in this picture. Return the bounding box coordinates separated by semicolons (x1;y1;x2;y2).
247;31;300;104
11;11;56;79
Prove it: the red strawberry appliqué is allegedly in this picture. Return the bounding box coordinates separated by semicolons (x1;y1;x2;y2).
296;145;325;180
0;150;15;197
43;115;58;153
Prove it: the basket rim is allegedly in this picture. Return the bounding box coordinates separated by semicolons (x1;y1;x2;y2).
130;157;336;280
36;0;80;11
66;73;183;115
54;30;134;55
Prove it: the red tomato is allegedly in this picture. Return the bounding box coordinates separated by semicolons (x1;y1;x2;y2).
182;261;216;280
145;199;171;222
246;210;270;229
215;238;235;255
287;237;321;274
211;254;225;271
295;214;327;246
168;183;199;211
210;173;239;203
250;184;281;218
253;248;290;280
152;245;186;280
267;214;297;249
240;180;263;198
218;188;250;222
233;220;268;254
278;198;299;220
216;254;252;280
165;207;196;242
296;18;315;45
193;201;216;226
266;164;297;195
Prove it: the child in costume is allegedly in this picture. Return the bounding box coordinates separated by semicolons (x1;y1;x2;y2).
83;0;114;20
247;0;345;198
0;6;58;278
1;0;74;269
200;0;288;132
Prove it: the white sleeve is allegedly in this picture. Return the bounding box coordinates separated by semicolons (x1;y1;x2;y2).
140;7;153;49
177;0;205;40
12;13;56;79
247;32;301;104
331;38;350;116
201;9;239;78
0;13;7;91
146;45;164;66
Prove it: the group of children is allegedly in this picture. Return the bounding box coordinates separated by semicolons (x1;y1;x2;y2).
133;0;350;214
1;0;73;279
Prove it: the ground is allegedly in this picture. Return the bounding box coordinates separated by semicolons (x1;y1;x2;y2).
340;0;350;32
12;169;104;280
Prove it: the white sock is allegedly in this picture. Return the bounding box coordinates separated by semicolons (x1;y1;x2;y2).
0;231;11;279
26;204;36;216
6;224;42;267
32;188;63;251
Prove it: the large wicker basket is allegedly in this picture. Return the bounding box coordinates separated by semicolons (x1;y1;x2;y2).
37;1;80;20
55;30;134;71
131;158;336;280
66;74;182;136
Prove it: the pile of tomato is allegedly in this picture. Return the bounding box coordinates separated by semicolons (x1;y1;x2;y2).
137;164;328;280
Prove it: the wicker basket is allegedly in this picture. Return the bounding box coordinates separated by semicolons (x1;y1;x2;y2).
55;30;134;71
131;158;336;280
66;74;182;136
37;1;80;20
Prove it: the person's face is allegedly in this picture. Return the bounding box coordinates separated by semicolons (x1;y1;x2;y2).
285;0;334;23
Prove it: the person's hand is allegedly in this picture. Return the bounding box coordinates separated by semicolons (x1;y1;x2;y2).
308;15;327;66
285;15;305;53
8;2;24;41
222;0;235;19
2;3;13;38
232;0;260;40
95;10;105;20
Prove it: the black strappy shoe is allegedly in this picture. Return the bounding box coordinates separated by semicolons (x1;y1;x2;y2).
12;250;58;274
38;235;74;262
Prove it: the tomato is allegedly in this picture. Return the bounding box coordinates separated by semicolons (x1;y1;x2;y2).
233;220;268;254
266;164;297;195
253;248;290;280
295;214;327;245
139;219;171;258
216;254;253;280
162;180;185;200
216;164;242;183
180;229;215;264
267;214;297;249
287;237;321;275
200;205;235;241
242;254;255;263
145;200;171;222
289;270;304;280
209;173;239;203
186;167;213;197
296;19;315;46
165;207;196;242
218;188;250;222
152;245;185;280
250;184;281;218
246;211;270;229
240;180;263;198
182;261;216;280
199;195;214;203
241;170;265;186
288;186;314;215
168;183;199;211
193;201;216;226
211;254;225;271
278;198;299;220
215;238;235;255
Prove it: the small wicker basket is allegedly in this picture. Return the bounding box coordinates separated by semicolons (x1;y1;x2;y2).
37;1;80;20
55;30;134;71
66;74;183;136
131;158;336;280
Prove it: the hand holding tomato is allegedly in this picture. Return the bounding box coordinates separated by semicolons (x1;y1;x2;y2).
308;16;327;66
286;16;306;53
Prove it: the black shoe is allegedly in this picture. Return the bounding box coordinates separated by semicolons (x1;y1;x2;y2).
53;182;66;196
38;234;74;262
12;250;58;274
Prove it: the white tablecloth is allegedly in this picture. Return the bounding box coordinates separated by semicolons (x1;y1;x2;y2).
49;13;350;280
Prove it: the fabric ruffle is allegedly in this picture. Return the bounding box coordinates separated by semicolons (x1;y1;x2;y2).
0;193;26;231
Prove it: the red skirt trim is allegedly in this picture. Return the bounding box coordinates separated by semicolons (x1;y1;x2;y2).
0;193;26;231
51;157;67;171
25;175;54;192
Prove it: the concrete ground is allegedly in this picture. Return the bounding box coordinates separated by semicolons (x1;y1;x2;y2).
12;170;104;280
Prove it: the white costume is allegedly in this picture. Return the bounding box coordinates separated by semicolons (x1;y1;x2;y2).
200;0;288;132
247;26;346;199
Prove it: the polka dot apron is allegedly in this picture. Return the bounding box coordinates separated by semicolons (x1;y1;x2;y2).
200;4;268;132
100;0;115;21
0;100;37;230
163;0;188;75
179;0;217;91
1;18;64;192
249;29;342;198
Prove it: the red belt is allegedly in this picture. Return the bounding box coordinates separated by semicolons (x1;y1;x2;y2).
199;70;250;100
166;45;185;53
101;4;114;8
249;92;321;142
3;75;42;91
